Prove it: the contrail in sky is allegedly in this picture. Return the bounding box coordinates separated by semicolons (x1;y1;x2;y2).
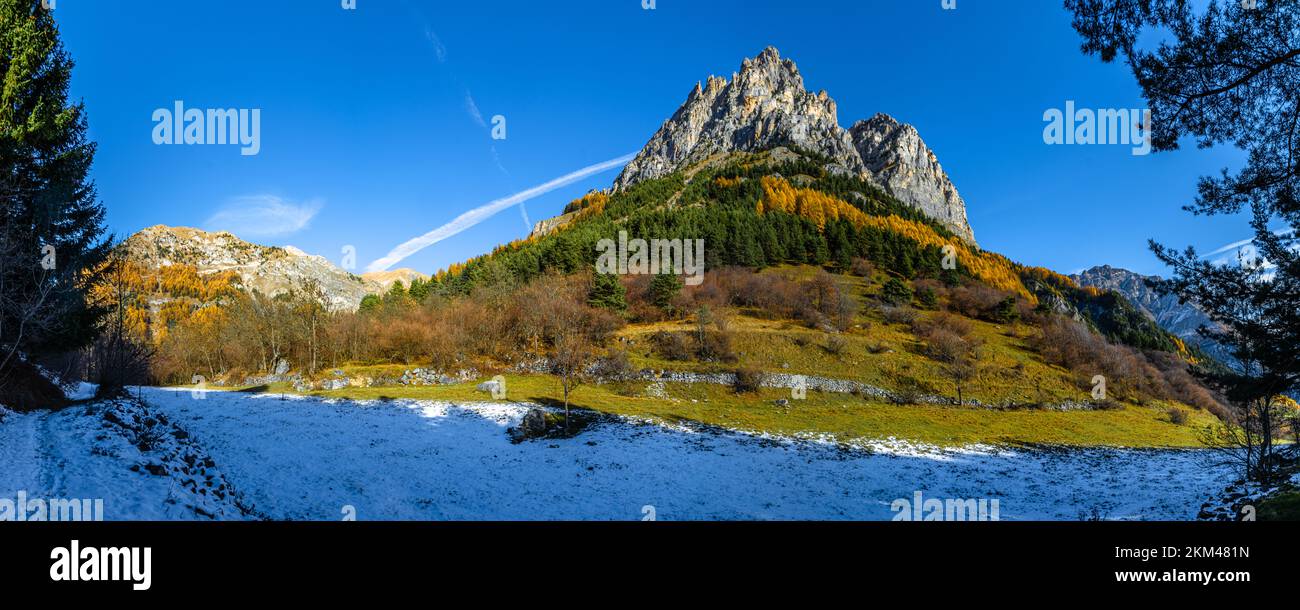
366;153;636;273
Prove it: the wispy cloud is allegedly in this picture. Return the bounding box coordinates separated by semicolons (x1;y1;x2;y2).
424;28;447;63
420;20;519;224
204;195;322;238
464;91;487;129
366;153;636;273
1205;236;1262;258
1203;228;1297;276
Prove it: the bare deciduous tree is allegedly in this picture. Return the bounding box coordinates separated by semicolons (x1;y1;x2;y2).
90;255;154;398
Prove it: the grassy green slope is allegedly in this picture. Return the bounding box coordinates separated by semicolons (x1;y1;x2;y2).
225;374;1215;448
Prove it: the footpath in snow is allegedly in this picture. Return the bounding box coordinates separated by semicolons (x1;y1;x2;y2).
0;396;251;520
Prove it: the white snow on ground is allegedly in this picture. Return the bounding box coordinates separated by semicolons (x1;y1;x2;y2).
98;387;1234;521
62;381;98;402
0;399;244;520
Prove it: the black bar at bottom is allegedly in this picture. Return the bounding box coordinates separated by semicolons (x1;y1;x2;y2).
0;521;1285;596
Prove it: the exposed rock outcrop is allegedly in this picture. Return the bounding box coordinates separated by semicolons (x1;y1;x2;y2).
611;47;977;244
122;225;377;311
613;47;866;190
850;114;975;243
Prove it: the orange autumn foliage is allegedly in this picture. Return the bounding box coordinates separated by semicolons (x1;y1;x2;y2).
89;258;241;345
758;177;1031;299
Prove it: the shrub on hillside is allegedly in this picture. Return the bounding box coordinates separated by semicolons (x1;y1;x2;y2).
912;279;945;309
694;306;739;363
923;329;984;364
850;257;875;278
718;268;805;320
1028;316;1193;407
915;286;939;310
1093;398;1123;410
650;331;693;361
991;296;1020;324
879;305;918;326
1167;407;1190;425
590;348;636;380
732;367;767;393
866;341;891;355
947;284;1017;322
911;312;974;340
823;333;848;356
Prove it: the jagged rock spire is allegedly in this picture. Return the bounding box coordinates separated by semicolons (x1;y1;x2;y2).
612;47;977;245
613;46;865;190
850;113;975;244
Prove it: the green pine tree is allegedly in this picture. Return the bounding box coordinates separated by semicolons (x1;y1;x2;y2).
358;294;382;313
383;281;409;306
1;1;110;406
1068;0;1300;483
588;271;627;312
881;277;912;306
649;273;683;311
408;277;431;302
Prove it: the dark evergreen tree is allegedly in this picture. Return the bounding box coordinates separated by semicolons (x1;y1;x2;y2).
648;273;683;311
1;0;110;407
358;294;382;313
1068;0;1300;481
916;286;939;310
588;271;627;312
881;277;912;306
408;277;431;303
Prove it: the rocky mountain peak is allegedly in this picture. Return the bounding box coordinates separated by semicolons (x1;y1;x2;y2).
849;113;975;244
610;48;978;245
735;45;805;93
121;225;376;312
612;47;866;191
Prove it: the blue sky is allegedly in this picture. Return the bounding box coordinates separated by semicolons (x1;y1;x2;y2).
56;0;1250;277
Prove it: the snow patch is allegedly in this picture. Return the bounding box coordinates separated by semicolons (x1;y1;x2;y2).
134;388;1232;521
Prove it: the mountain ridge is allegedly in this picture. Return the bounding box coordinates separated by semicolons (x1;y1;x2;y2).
120;225;419;311
611;47;976;243
1071;264;1234;366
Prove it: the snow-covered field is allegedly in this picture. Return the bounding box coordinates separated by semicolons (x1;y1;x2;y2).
0;387;1234;521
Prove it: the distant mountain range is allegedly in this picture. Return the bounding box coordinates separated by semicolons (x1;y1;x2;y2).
121;225;426;311
1071;265;1234;365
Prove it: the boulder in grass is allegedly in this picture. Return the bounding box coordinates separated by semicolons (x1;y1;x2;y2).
509;408;552;443
321;379;349;391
